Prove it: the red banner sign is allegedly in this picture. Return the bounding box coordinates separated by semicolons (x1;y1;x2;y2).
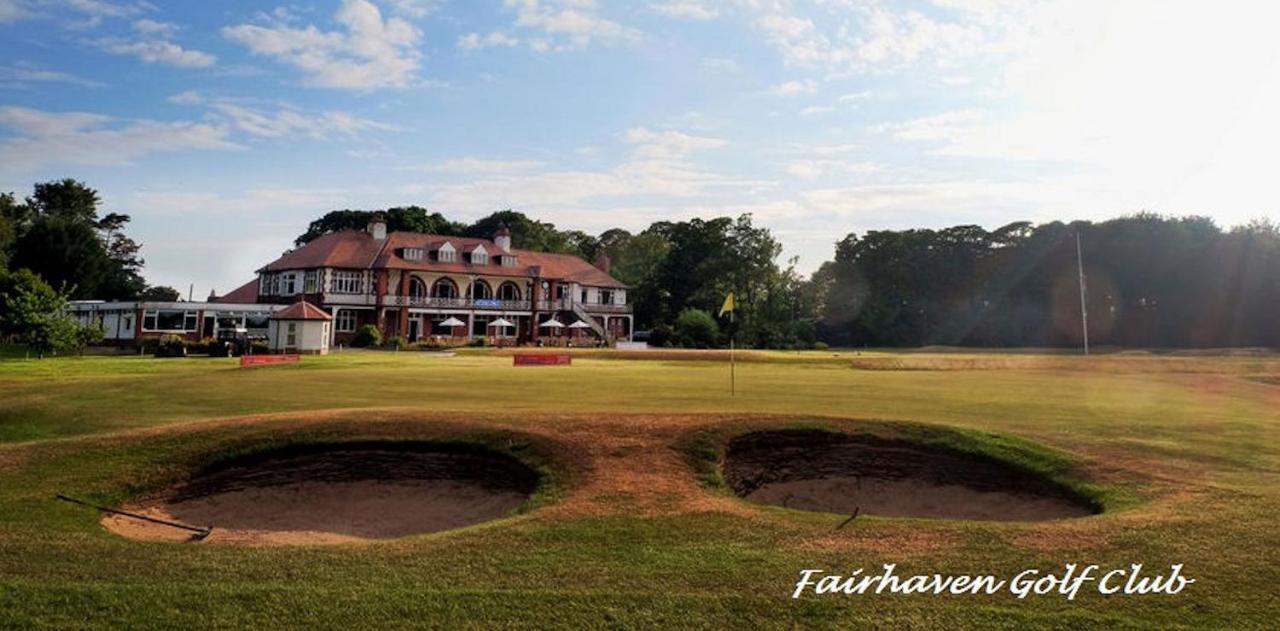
240;354;300;367
514;353;572;366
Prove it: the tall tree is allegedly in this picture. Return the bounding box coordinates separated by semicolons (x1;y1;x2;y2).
294;207;464;245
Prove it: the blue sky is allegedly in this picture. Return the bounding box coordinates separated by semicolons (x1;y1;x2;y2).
2;0;1278;295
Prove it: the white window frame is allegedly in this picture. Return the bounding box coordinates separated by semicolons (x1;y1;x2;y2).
330;270;363;294
143;309;198;332
404;248;424;261
304;270;319;293
336;310;357;332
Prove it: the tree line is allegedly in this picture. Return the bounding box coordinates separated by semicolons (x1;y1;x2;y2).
3;178;1277;354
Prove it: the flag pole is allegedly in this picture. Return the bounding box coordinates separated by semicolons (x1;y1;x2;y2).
1076;232;1090;356
730;309;735;397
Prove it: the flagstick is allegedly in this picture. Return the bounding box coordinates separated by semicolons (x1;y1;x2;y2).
730;310;735;397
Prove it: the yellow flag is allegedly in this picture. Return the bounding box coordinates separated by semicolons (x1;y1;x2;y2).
719;292;735;317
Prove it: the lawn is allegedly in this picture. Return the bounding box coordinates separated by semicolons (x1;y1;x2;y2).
0;348;1277;628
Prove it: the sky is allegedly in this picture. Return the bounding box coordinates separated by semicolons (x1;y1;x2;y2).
2;0;1279;296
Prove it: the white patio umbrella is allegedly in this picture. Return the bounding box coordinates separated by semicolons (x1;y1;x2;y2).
439;316;465;334
567;320;593;329
488;317;515;329
539;317;565;328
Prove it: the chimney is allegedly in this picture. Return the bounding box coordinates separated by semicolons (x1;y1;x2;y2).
593;251;611;274
367;211;387;240
494;222;512;251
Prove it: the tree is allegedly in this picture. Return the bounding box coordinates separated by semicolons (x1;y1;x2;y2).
463;210;578;253
674;308;720;348
0;268;81;357
140;285;182;301
294;207;464;245
7;180;145;300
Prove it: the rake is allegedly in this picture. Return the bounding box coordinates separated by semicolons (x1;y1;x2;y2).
56;494;213;541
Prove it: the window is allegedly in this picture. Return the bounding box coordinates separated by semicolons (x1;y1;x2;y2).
286;322;297;347
403;248;424;261
437;242;456;262
331;271;362;294
471;251;488;265
432;278;459;298
581;290;588;303
269;274;280;296
246;314;270;332
471;280;492;299
282;273;296;295
601;290;613;305
336;310;357;332
409;277;427;298
304;270;318;293
500;255;516;267
497;281;521;301
143;310;196;332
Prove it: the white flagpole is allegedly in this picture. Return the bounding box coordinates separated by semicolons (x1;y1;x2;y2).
1076;232;1090;356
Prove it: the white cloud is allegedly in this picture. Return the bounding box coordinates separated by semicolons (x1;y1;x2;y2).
800;105;835;116
0;0;31;22
96;37;217;67
210;101;395;140
0;61;103;87
623;126;726;158
785;159;879;180
769;78;817;96
876;109;984;142
0;106;238;174
409;158;547;174
223;0;421;89
499;0;640;52
700;57;740;73
386;0;441;18
166;89;205;105
132;18;177;37
650;1;717;20
457;31;519;50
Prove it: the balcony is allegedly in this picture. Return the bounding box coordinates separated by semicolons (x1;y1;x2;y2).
385;295;531;310
578;302;631;313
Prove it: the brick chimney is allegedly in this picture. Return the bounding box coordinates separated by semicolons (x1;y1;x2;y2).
593;251;611;274
367;211;387;240
494;222;512;251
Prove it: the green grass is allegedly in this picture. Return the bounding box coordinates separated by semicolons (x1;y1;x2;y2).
0;347;1278;628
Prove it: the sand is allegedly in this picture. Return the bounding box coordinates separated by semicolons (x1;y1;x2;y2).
102;445;538;545
724;430;1095;522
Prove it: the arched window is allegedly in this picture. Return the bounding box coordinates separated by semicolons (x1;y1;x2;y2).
408;277;427;298
431;278;459;299
497;281;521;301
470;280;493;300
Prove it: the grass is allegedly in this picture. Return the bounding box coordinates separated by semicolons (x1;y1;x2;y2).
0;346;1277;628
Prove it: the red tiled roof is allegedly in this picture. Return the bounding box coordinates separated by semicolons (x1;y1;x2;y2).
259;230;389;272
213;278;259;303
257;229;627;287
270;300;332;320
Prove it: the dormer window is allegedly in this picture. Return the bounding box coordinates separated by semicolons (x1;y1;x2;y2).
500;255;517;267
470;244;488;265
436;242;456;262
403;248;424;261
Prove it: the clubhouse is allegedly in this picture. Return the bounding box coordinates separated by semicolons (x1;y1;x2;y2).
68;214;633;346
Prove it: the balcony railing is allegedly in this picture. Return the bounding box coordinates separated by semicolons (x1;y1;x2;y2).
382;295;630;313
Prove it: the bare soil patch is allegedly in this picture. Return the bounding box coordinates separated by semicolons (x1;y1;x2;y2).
722;430;1097;522
104;442;539;544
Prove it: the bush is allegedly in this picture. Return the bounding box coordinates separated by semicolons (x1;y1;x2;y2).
468;336;488;347
352;324;382;348
674;308;719;349
154;334;187;358
648;324;673;348
813;341;829;351
383;335;407;350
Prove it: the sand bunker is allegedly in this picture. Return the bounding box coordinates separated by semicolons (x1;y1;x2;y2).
722;430;1096;522
104;442;539;544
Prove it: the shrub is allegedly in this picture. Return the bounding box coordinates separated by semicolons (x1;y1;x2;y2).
154;334;187;358
383;335;407;350
352;324;382;348
813;341;829;351
674;308;719;349
469;336;488;347
648;324;673;348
